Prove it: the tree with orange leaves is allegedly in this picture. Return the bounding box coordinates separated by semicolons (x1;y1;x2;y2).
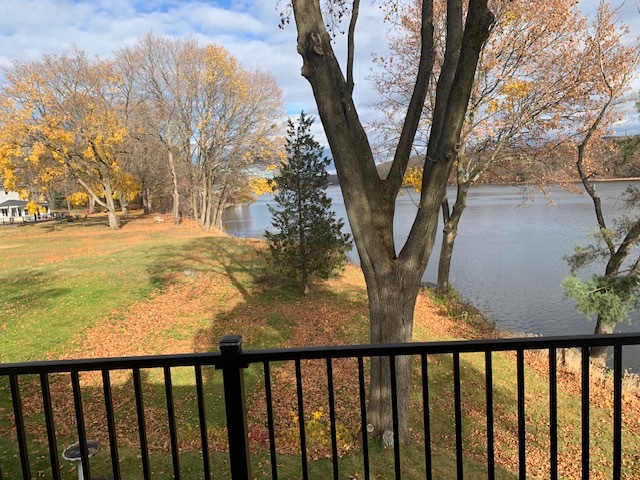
372;0;606;294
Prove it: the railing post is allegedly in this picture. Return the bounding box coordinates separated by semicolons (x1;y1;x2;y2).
218;335;251;480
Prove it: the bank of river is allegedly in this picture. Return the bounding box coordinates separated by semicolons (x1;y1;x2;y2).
223;181;640;371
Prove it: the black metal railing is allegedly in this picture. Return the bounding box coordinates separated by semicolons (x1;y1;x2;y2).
1;333;639;479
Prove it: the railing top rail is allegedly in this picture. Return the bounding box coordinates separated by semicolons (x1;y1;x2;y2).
241;332;640;363
0;351;222;376
2;333;640;375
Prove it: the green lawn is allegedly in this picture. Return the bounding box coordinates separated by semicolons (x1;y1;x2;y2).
0;215;638;479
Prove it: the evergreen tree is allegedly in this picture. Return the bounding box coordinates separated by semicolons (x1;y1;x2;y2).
265;112;351;293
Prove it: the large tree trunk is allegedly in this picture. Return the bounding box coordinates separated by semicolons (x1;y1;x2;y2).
591;315;614;364
77;178;120;229
118;192;129;216
437;225;456;295
165;125;180;226
212;191;227;231
103;181;120;230
366;267;420;443
292;0;493;443
142;187;151;215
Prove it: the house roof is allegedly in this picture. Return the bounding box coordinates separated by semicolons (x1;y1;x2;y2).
0;199;49;208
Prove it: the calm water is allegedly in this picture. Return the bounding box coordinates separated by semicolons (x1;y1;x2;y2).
223;182;640;371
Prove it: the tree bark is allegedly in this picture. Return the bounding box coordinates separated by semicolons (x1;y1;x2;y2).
118;192;129;216
590;314;614;364
437;181;470;294
142;187;151;214
436;227;456;295
103;181;120;230
366;266;420;442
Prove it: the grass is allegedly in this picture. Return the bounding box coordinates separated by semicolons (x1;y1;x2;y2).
0;213;639;479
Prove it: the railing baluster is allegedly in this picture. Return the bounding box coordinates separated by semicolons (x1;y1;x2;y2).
613;345;622;479
453;352;463;480
102;370;121;480
219;336;251;480
357;356;370;480
485;352;495;480
40;373;61;480
71;371;91;480
263;362;278;480
9;375;30;480
516;349;525;479
164;366;181;479
581;347;590;480
549;348;558;480
421;354;432;480
389;355;401;480
326;358;339;480
194;365;211;480
133;368;151;480
295;359;308;480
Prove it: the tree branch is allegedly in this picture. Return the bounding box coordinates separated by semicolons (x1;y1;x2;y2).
346;0;360;97
426;0;463;155
401;0;494;263
385;0;434;192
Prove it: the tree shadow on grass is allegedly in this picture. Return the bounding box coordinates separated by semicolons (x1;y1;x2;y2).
0;268;70;311
37;214;142;233
145;236;266;300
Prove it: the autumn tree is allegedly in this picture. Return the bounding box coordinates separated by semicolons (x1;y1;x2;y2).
116;34;196;225
266;112;351;293
118;34;284;230
563;1;640;363
373;0;593;294
190;47;284;231
0;50;132;229
290;0;494;441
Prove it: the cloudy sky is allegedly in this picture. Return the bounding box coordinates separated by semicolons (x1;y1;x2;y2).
0;0;638;151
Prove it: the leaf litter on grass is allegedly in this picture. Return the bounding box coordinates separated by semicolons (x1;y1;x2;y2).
4;218;640;477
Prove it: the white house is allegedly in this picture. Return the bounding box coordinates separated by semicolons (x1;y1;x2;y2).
0;182;50;224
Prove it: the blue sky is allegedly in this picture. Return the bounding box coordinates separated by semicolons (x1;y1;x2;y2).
0;0;638;152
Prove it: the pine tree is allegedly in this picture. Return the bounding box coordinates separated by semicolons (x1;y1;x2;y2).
265;112;351;293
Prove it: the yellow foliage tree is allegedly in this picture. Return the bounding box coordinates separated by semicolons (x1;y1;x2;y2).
118;34;284;230
67;191;89;207
249;177;274;197
0;50;131;229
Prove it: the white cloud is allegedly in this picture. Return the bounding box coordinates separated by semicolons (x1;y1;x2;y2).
0;0;637;149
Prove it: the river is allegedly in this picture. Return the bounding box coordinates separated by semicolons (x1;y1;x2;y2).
222;181;640;371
